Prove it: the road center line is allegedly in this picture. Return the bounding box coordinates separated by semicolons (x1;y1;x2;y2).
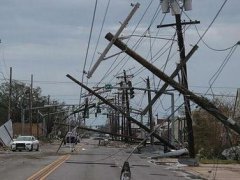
27;154;71;180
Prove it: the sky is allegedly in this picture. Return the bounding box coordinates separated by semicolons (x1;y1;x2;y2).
0;0;240;122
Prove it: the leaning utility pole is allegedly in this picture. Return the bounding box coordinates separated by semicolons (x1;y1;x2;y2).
66;74;176;149
141;45;198;115
87;3;140;78
105;32;240;136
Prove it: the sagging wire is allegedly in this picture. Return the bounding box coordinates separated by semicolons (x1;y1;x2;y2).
79;0;98;107
94;0;155;86
194;25;238;52
73;148;126;164
88;0;111;71
156;32;176;90
123;102;185;164
176;0;234;97
206;44;238;97
133;36;173;77
132;15;168;77
108;0;162;82
148;29;156;90
196;0;229;45
134;16;195;79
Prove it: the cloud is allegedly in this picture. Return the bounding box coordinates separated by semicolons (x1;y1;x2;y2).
0;0;239;114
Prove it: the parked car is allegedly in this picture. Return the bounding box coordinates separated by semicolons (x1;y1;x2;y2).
11;136;39;152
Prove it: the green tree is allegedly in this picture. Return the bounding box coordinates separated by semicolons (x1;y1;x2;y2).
193;97;239;159
0;81;68;136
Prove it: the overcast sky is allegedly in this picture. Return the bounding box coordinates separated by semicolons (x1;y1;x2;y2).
0;0;239;119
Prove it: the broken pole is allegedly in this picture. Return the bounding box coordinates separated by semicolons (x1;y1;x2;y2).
141;44;198;115
66;74;176;149
105;32;240;135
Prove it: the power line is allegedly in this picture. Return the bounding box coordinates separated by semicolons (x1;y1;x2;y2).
79;0;98;106
196;0;229;45
111;1;162;79
194;25;238;52
88;0;111;71
94;0;156;85
206;44;238;96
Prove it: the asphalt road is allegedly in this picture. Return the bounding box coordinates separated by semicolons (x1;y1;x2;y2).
47;139;193;180
0;139;201;180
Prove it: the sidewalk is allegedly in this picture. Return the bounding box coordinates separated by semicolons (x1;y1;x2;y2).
183;163;240;180
152;158;240;180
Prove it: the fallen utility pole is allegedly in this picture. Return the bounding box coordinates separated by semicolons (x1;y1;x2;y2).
55;122;143;141
66;74;176;149
141;44;198;115
105;32;240;135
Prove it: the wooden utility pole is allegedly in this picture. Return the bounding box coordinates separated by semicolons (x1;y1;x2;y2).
174;14;195;158
146;77;154;144
116;94;120;136
29;74;33;135
123;70;132;140
8;67;12;121
66;74;176;149
105;32;240;136
47;95;50;135
155;14;199;158
120;82;125;141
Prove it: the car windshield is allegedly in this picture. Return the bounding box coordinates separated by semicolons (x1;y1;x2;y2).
16;136;32;141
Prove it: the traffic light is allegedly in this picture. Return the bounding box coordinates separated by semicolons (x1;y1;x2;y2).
105;84;113;90
130;87;135;99
97;105;101;113
83;98;89;118
83;109;89;118
128;81;134;99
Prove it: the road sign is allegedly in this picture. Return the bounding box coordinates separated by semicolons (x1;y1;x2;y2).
105;84;113;90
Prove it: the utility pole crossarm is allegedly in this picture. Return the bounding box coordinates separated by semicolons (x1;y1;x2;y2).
105;32;240;135
157;20;200;28
87;3;140;78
